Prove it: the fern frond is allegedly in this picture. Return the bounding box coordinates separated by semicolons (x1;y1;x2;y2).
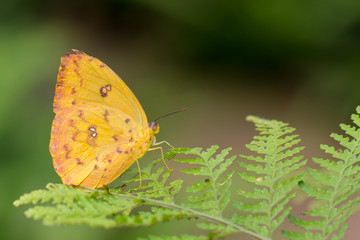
124;158;182;203
15;147;265;240
171;146;236;217
286;106;360;239
234;116;306;238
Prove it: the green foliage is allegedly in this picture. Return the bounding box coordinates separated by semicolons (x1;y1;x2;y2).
15;108;360;239
172;146;235;217
283;106;360;240
233;116;306;238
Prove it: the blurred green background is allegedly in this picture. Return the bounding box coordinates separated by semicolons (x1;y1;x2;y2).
3;1;360;239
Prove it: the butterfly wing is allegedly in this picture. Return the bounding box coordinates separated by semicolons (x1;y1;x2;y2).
50;50;154;188
53;49;148;129
50;103;152;188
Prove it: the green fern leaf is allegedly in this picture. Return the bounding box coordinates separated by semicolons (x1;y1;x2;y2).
172;146;236;217
286;106;360;239
234;116;306;238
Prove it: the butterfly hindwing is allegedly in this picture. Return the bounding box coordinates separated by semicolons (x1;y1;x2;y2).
50;103;147;188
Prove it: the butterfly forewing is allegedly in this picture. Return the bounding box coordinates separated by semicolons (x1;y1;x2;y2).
53;50;148;129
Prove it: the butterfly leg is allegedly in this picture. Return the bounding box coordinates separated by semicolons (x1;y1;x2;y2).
152;140;175;148
136;159;142;189
102;185;111;195
148;146;171;171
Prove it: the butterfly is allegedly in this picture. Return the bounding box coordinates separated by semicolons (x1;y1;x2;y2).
49;49;163;188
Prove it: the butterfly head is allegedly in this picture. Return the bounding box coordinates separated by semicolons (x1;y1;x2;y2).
149;121;160;134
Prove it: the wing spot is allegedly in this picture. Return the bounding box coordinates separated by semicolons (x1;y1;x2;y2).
64;144;71;159
89;127;96;132
100;64;105;68
104;110;109;122
100;84;112;97
124;151;128;154
94;164;98;170
73;59;79;68
69;119;76;127
117;148;122;153
107;159;112;163
89;57;94;62
100;86;108;97
76;158;84;165
125;118;130;123
112;135;118;141
74;68;81;77
72;131;79;141
71;87;76;95
78;110;86;121
91;132;97;138
71;99;76;105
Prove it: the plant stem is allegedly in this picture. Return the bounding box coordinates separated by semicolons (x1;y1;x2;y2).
83;187;269;240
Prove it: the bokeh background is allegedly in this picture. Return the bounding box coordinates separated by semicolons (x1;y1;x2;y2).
3;1;360;239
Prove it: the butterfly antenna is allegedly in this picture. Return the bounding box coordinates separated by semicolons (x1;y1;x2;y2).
154;108;188;122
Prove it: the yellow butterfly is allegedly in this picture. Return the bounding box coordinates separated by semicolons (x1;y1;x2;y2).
50;49;165;188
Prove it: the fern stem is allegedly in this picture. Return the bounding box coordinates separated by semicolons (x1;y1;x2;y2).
265;122;281;237
321;141;359;238
202;158;222;217
84;188;268;240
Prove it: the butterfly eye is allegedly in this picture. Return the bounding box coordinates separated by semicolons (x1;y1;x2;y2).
149;122;160;134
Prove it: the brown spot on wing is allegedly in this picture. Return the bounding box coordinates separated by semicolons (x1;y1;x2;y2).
78;110;86;121
94;164;98;169
73;59;79;68
71;99;76;105
125;118;130;123
117;148;122;153
63;144;70;151
74;68;80;76
71;87;76;95
64;144;71;159
100;64;105;68
112;135;118;141
69;119;76;127
76;158;84;165
100;87;107;97
72;131;80;141
103;110;109;122
107;159;112;163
